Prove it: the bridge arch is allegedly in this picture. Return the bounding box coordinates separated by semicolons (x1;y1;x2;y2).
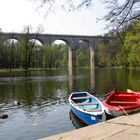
28;39;43;46
4;39;18;46
52;40;66;45
1;33;111;69
76;40;90;67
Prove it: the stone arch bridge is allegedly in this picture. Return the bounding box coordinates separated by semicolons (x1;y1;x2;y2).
2;32;110;69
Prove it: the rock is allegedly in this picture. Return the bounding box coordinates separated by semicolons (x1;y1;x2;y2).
0;114;8;119
14;100;21;106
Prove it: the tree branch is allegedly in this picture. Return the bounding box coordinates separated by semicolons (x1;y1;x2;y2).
116;0;135;30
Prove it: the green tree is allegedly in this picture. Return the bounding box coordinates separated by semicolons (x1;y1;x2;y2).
59;45;68;67
76;42;90;67
0;32;6;68
97;43;107;67
124;21;140;66
19;26;42;70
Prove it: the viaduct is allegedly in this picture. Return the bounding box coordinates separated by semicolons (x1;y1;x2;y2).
2;32;110;69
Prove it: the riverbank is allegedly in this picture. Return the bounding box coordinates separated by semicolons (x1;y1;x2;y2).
0;67;140;73
39;112;140;140
0;68;64;73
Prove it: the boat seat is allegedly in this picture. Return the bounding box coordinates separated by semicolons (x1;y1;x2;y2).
110;101;137;104
72;96;92;100
76;102;99;106
86;108;102;112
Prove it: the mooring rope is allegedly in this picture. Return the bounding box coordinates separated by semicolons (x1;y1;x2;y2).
119;105;133;119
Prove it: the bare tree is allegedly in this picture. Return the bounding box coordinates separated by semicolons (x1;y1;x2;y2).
31;0;140;31
31;0;93;14
102;0;140;31
20;25;43;70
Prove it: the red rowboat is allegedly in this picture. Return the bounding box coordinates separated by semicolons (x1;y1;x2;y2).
104;89;140;117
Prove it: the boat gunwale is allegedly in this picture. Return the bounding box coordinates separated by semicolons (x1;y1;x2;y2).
104;90;140;112
69;91;105;115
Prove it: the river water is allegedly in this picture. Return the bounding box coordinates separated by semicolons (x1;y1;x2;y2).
0;68;139;140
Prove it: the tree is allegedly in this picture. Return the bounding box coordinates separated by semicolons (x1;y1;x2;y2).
32;0;140;31
0;32;6;68
19;25;43;70
76;41;90;67
59;45;68;67
32;0;93;12
42;43;68;69
97;43;107;67
4;39;18;69
124;20;140;66
103;0;140;31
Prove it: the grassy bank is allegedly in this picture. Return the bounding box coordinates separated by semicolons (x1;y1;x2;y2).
0;66;140;73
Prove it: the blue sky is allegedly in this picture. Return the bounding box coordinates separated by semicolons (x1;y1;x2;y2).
0;0;107;35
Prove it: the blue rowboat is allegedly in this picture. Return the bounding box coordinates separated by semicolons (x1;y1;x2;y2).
69;91;106;125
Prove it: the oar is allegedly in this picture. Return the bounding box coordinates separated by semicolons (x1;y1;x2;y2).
105;89;117;97
127;89;140;94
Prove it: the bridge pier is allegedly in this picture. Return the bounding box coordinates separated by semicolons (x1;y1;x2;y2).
68;39;101;69
68;68;77;92
90;47;95;69
90;39;101;69
90;68;95;91
68;47;76;69
2;32;111;69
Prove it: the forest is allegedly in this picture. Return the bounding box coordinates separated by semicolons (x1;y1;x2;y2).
0;20;139;70
98;20;140;67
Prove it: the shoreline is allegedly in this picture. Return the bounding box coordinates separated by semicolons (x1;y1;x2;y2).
39;112;140;140
0;66;140;73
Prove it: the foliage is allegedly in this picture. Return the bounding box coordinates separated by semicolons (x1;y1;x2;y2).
96;20;140;67
124;21;140;66
0;20;140;69
0;32;90;69
42;44;68;68
76;41;90;67
97;43;107;67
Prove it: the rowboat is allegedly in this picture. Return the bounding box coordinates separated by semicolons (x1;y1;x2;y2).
69;91;106;125
104;89;140;117
127;89;140;94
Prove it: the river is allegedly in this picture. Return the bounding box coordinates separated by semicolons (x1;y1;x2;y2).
0;68;139;140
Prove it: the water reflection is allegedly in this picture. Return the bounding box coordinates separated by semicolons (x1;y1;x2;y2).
68;68;77;92
69;110;87;129
68;68;140;95
90;68;95;92
68;68;95;93
0;68;139;140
